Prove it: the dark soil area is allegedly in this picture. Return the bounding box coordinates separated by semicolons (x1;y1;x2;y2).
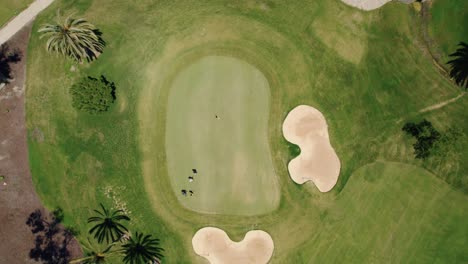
0;23;82;263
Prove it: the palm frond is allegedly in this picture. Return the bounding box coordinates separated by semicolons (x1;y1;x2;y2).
121;232;164;264
447;42;468;89
88;204;130;244
38;15;105;62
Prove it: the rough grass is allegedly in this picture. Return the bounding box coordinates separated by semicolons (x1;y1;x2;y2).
295;162;468;263
0;0;33;27
25;0;467;263
428;0;468;62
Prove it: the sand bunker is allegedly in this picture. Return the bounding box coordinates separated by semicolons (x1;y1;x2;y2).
192;227;274;264
282;105;341;192
340;0;392;11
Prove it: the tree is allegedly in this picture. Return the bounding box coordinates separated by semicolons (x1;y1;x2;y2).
447;42;468;89
70;75;116;114
26;208;76;264
121;232;164;264
71;204;164;264
69;238;116;264
88;203;130;244
0;44;21;84
402;119;440;159
38;14;105;62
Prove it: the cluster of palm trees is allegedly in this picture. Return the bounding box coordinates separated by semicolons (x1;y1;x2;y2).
70;204;163;264
37;16;164;262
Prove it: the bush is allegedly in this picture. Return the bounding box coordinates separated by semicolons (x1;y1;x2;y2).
402;119;441;159
70;75;116;114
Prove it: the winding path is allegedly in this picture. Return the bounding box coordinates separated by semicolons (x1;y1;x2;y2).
0;0;55;46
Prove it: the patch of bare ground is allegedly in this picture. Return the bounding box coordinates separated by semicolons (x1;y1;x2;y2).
0;23;82;263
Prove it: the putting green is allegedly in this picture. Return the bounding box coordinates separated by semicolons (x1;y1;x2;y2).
165;55;279;215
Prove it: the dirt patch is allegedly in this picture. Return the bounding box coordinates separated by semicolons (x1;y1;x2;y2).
0;24;82;263
282;105;341;192
192;227;274;264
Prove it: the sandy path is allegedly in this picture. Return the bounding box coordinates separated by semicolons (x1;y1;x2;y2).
192;227;274;264
0;0;55;46
418;92;466;113
282;105;341;192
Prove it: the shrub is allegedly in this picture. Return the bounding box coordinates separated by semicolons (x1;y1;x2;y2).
402;119;440;159
70;75;116;114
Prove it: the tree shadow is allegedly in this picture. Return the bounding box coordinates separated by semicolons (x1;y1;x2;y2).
26;208;78;264
99;75;116;100
83;29;106;62
0;44;22;84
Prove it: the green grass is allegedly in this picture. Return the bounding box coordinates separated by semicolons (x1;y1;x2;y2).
166;56;279;215
25;0;467;263
0;0;33;27
296;162;468;263
428;0;468;62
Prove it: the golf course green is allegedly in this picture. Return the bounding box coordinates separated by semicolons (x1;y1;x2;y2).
166;56;279;215
24;0;467;263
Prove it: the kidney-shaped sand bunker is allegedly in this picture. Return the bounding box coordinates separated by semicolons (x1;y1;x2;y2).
283;105;341;192
192;227;274;264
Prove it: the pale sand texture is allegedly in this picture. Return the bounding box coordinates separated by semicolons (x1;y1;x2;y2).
282;105;341;192
192;227;274;264
340;0;392;11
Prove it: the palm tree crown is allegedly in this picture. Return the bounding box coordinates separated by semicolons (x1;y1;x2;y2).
38;15;105;62
88;203;130;244
447;42;468;89
121;232;164;264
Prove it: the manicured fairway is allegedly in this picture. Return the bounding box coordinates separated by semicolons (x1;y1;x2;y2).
166;56;279;215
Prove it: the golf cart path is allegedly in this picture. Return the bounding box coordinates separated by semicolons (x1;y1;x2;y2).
0;0;55;46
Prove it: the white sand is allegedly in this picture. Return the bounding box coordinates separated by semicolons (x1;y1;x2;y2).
192;227;274;264
282;105;341;192
0;0;55;46
340;0;392;11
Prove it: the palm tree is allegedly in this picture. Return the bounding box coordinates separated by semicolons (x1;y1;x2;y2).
88;204;130;244
447;42;468;89
69;238;117;264
38;14;105;62
121;232;164;264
